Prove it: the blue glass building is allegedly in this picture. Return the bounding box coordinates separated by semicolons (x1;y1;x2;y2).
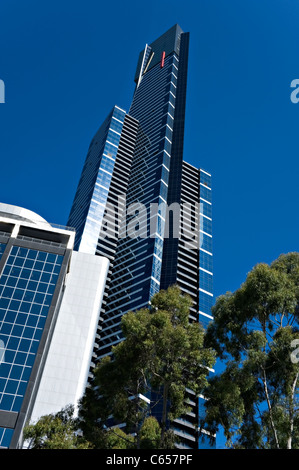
0;204;75;448
67;105;138;255
67;106;139;329
0;204;109;449
68;24;215;449
98;25;192;356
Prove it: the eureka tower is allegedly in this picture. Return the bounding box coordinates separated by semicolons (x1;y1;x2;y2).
67;24;214;449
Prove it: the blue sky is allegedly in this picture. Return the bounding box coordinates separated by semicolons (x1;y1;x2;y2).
1;0;299;448
1;0;299;305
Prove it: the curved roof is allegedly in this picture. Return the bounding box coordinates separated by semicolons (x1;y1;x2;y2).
0;202;50;226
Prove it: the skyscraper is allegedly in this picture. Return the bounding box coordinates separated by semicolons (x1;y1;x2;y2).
98;25;191;356
68;24;215;448
0;203;109;448
67;105;139;339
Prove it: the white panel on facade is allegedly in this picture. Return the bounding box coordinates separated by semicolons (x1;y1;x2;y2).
30;251;109;422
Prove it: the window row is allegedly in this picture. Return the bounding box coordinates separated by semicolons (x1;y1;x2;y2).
199;269;213;293
0;288;54;306
0;391;26;414
0;334;40;356
199;250;213;273
10;247;62;263
199;232;213;254
0;427;13;448
199;290;214;315
0;323;44;341
200;171;211;189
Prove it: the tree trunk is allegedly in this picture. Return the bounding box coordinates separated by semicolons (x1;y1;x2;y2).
262;367;280;449
260;318;280;449
161;383;169;447
287;372;298;449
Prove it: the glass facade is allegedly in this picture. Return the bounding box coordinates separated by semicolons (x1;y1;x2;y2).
0;245;63;448
67;105;127;254
67;109;139;351
67;24;215;449
0;205;74;449
98;25;189;358
198;169;214;332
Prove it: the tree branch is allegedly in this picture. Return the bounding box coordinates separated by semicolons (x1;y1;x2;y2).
261;366;280;449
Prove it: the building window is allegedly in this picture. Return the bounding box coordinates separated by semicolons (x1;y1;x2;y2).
0;247;63;422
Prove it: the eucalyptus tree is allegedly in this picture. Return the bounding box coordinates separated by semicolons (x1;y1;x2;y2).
201;253;299;449
78;285;216;449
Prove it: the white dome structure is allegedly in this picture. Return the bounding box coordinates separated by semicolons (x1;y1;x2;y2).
0;202;50;226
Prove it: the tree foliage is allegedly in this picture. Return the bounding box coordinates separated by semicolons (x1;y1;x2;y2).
201;253;299;449
23;405;91;449
78;285;216;448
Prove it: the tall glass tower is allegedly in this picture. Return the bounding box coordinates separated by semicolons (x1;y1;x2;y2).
96;25;195;357
68;24;215;449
